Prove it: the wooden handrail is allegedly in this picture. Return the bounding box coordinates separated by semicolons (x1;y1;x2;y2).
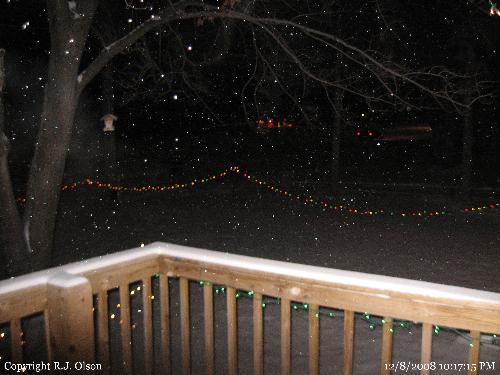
1;242;500;375
156;243;500;334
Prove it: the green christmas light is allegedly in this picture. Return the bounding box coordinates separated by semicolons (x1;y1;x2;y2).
194;282;499;345
17;165;498;219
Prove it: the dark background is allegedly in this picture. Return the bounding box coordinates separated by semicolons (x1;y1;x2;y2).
1;1;499;191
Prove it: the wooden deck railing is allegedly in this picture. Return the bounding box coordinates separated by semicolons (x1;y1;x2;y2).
1;242;499;374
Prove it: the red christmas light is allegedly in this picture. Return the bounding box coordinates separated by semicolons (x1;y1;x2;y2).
13;165;499;219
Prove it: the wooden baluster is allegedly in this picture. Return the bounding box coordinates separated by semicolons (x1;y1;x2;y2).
343;310;354;375
253;293;264;375
159;274;171;375
97;290;110;374
227;287;238;375
380;317;393;375
180;278;191;375
119;283;133;375
10;318;22;363
204;283;215;375
468;331;480;375
142;277;153;375
420;323;432;375
308;304;319;375
44;310;52;363
281;299;291;375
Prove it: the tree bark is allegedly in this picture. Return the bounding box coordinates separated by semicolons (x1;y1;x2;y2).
331;97;343;185
102;65;114;115
100;65;119;200
461;97;473;195
22;0;98;271
331;52;345;187
0;49;29;277
459;40;475;197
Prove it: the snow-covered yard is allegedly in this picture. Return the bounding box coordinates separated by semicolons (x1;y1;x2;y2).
2;167;500;374
53;166;500;293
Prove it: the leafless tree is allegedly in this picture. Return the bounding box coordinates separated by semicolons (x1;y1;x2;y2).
0;0;488;276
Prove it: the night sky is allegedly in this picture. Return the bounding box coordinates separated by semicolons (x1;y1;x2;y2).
2;1;498;122
1;1;498;187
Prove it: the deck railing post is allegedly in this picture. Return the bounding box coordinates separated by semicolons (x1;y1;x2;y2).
46;273;95;370
2;244;500;375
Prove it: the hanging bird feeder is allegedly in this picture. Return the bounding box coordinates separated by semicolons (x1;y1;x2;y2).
101;113;118;132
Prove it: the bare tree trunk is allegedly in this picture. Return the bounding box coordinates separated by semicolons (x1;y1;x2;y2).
331;54;345;186
0;49;29;277
22;0;97;271
461;95;473;195
331;95;344;185
100;65;119;200
102;65;114;115
23;61;80;269
458;38;476;197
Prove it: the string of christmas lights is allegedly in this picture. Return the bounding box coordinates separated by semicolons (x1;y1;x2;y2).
236;169;500;218
15;166;239;204
196;281;498;347
14;165;499;217
1;279;497;356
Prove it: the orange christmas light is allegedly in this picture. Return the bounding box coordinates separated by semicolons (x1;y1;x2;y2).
14;165;499;218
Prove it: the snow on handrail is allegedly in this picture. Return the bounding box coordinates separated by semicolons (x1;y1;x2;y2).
1;242;500;307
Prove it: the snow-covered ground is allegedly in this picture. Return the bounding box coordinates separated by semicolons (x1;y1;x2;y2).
3;163;499;374
53;168;500;294
53;165;500;370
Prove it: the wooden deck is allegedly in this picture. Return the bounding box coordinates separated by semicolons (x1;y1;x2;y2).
1;242;499;374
